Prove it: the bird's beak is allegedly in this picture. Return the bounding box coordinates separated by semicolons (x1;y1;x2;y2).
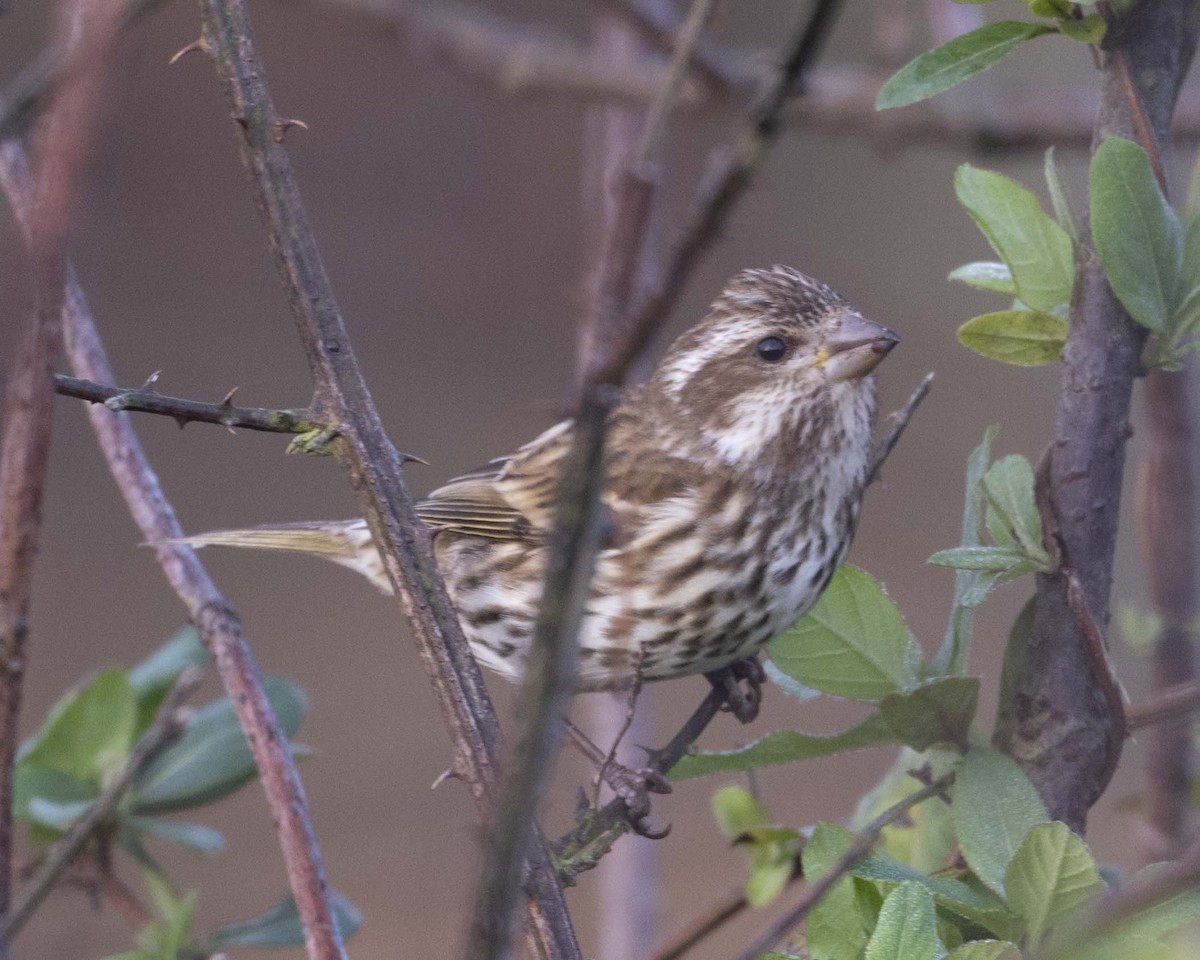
818;312;900;382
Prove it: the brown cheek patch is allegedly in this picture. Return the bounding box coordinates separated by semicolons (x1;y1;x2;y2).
678;354;769;429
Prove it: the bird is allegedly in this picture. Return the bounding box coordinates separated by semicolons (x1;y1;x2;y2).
175;266;897;702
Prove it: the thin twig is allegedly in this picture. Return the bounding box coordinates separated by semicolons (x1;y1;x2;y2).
53;375;323;435
647;885;751;960
867;372;933;485
192;2;581;958
0;668;201;944
0;137;350;960
732;774;954;960
1126;678;1200;732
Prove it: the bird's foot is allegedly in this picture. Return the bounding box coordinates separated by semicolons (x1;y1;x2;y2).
597;759;672;839
706;655;767;724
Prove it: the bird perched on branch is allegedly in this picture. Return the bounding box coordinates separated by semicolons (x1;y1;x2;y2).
175;266;897;710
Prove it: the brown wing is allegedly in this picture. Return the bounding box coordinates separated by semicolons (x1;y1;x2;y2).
415;421;572;540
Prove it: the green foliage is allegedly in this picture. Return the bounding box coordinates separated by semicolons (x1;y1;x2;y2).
880;678;979;752
864;881;941;960
1004;823;1103;947
876;21;1053;111
878;2;1104;112
711;787;799;906
17;630;362;957
956;311;1068;366
952;746;1050;897
767;565;921;700
804;823;871;959
210;890;363;948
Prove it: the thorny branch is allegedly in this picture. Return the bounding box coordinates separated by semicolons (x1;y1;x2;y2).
0;139;350;960
53;375;324;436
192;1;583;958
0;668;202;944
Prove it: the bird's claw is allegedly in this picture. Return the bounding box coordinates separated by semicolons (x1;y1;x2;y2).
600;762;672;839
707;655;767;724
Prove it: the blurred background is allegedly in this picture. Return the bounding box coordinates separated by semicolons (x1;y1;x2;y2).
0;0;1194;958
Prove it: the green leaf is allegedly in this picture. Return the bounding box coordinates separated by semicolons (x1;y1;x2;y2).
121;815;226;853
1044;147;1080;245
949;262;1017;297
877;22;1053;110
27;796;92;830
804;823;869;960
1091;136;1183;333
20;669;137;785
944;942;1021;960
128;627;211;735
12;764;94;826
865;881;942;960
712;785;768;837
1172;216;1200;332
952;746;1050;896
983;455;1047;563
1058;13;1106;44
853;749;958;875
933;427;998;676
955;165;1075;312
762;659;822;701
853;852;1006;917
768;566;920;700
1005;822;1103;947
958;310;1068;366
880;677;979;751
130;677;306;815
929;546;1033;572
210;889;363;948
672;713;897;779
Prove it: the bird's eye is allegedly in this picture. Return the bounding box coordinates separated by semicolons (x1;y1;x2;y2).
755;336;788;363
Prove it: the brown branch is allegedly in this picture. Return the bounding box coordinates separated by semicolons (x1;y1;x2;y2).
0;137;350;960
647;885;751;960
997;0;1200;832
191;3;582;958
53;375;323;435
0;0;123;935
732;774;954;960
1126;678;1200;732
867;372;934;485
0;667;201;944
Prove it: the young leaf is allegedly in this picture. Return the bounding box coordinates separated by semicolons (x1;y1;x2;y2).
993;598;1036;748
952;746;1050;896
933;426;998;677
865;881;942;960
955;165;1075;312
880;677;980;751
671;713;897;779
1057;13;1106;44
712;785;769;837
121;815;226;854
130;676;306;815
712;787;798;907
1004;822;1104;947
20;669;137;785
804;823;870;960
958;310;1068;366
768;566;920;700
877;22;1053;110
949;262;1017;296
128;627;211;735
210;889;363;948
983;455;1048;564
1090;136;1183;333
929;546;1033;572
1044;147;1080;244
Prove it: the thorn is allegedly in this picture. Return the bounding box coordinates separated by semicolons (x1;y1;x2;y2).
168;38;208;65
400;451;430;466
141;370;162;391
174;416;189;430
430;767;464;790
273;118;309;143
219;386;239;407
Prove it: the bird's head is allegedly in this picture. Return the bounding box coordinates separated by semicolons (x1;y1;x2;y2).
646;266;899;468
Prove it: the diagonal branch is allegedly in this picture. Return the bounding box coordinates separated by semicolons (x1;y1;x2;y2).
192;2;582;958
0;139;350;960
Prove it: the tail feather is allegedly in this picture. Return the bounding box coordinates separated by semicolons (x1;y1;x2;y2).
155;520;393;594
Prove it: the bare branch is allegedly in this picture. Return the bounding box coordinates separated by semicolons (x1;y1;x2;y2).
733;774;954;960
0;668;201;944
53;375;323;435
867;372;934;485
0;137;350;960
1126;678;1200;732
647;885;751;960
191;2;583;957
